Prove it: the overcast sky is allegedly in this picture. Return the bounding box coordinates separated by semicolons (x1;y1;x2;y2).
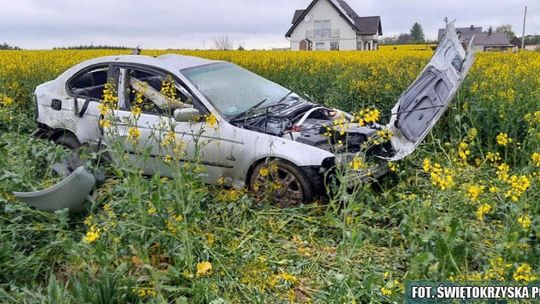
0;0;538;49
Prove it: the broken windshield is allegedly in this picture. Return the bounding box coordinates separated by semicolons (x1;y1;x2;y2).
182;62;290;118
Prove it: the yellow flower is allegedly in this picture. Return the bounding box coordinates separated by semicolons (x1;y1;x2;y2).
161;130;176;146
280;272;297;283
466;184;485;202
1;95;13;106
83;225;100;243
102;82;118;105
137;288;156;298
504;175;531;202
517;214;532;230
216;188;245;202
350;156;367;171
131;106;141;117
160;75;177;101
380;287;393;296
388;162;399;172
496;133;512;146
476;204;492;221
206;233;215;246
97;103;109;115
134;91;144;104
259;167;269;177
496;163;510;181
205;113;218;127
127;127;141;143
458;142;471;161
486;152;501;163
166;214;183;234
422;159;431;172
147;205;157;215
99;119;111;129
532;152;540;167
467;128;478;140
163;154;172;163
377;129;393;141
513;263;535;282
196;261;212;276
483;257;512;280
427;163;455;190
355;108;380;126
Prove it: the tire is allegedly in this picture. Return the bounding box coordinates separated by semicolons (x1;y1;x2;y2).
54;132;81;150
249;159;314;207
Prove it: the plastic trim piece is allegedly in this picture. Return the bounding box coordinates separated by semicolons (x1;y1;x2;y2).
13;166;95;212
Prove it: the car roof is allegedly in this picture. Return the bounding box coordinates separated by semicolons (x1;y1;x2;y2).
78;54;221;72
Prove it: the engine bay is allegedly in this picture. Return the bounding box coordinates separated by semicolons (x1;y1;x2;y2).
232;99;396;158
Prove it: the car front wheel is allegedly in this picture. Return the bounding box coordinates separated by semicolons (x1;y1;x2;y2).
249;159;314;207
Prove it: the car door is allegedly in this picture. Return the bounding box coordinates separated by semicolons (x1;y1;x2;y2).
102;65;235;184
63;64;113;145
384;22;475;161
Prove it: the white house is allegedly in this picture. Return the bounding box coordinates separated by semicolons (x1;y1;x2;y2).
285;0;382;51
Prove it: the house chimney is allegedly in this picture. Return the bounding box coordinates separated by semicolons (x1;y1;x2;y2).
488;26;493;35
470;25;474;30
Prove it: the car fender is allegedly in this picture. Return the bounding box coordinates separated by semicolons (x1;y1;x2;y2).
227;126;335;186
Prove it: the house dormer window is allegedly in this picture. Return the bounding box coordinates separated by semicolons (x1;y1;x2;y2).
314;20;331;38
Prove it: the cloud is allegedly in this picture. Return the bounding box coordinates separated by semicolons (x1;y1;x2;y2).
0;0;538;49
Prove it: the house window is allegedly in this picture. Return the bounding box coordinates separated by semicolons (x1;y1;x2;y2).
315;42;326;51
330;42;339;51
314;20;331;38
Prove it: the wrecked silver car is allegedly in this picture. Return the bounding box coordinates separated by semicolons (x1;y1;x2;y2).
32;23;474;203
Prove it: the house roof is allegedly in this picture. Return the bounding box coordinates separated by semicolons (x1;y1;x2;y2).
354;16;383;35
473;33;513;46
437;25;512;47
291;9;305;24
437;26;482;42
330;0;358;24
285;0;382;37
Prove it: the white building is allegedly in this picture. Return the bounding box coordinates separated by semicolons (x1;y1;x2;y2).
285;0;382;51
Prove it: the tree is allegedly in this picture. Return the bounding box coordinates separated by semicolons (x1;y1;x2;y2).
380;35;399;44
397;33;413;44
410;22;425;43
213;36;233;51
0;42;20;50
495;24;516;39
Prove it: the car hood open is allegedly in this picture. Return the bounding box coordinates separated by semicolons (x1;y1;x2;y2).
383;22;475;161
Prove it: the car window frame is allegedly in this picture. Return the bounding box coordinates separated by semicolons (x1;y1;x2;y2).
110;63;210;118
65;63;114;101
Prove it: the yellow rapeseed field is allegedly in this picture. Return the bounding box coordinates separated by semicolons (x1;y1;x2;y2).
0;48;539;302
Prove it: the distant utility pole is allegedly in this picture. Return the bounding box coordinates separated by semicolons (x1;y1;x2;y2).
521;6;527;51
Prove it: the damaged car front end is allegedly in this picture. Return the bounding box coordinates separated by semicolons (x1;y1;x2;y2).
225;21;475;193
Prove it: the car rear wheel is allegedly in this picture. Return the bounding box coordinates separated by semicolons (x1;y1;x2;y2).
54;132;81;149
249;159;314;207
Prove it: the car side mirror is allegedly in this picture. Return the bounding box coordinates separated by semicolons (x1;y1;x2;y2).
174;107;200;122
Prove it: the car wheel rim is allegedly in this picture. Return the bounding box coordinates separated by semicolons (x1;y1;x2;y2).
254;165;304;206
